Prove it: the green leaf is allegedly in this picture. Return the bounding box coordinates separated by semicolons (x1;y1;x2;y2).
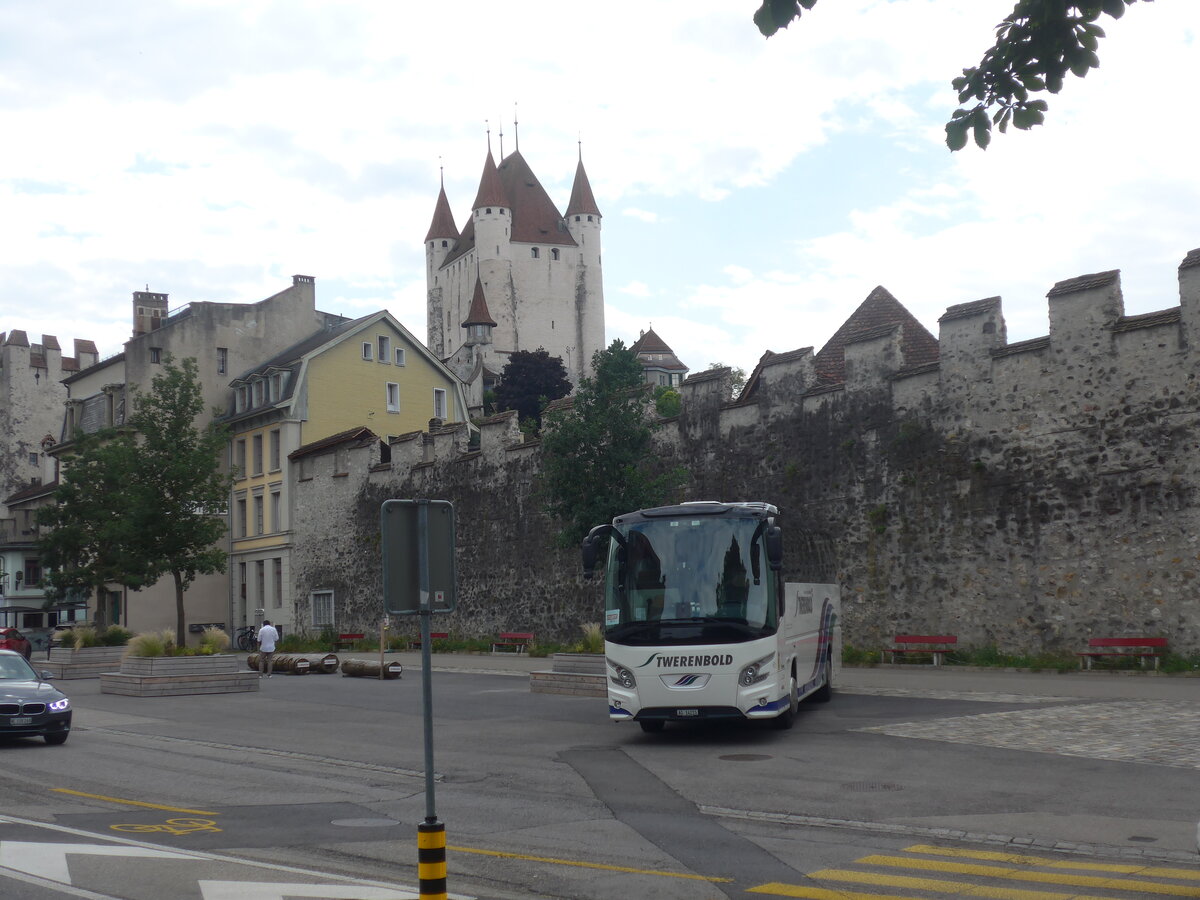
945;120;969;151
973;119;992;150
1102;0;1127;18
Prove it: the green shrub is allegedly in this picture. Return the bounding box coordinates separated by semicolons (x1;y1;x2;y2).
198;626;230;655
842;644;881;666
57;628;78;649
278;633;323;653
101;626;132;646
575;623;605;654
73;625;100;648
125;629;174;658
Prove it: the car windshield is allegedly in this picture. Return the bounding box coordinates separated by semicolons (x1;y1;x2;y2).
0;655;37;680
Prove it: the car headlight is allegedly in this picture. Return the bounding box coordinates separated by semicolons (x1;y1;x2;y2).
608;661;636;689
739;653;775;686
48;698;70;712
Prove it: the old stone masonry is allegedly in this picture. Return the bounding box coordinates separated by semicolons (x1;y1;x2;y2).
290;249;1200;655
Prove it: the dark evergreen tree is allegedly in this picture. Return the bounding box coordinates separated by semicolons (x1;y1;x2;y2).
494;348;572;429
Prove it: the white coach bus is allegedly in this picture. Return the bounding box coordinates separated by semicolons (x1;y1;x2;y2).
581;501;840;732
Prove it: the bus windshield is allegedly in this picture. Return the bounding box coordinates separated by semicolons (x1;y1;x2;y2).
604;515;777;646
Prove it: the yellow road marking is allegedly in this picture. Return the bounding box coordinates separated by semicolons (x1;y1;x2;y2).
749;884;926;899
447;844;733;882
904;844;1200;880
53;788;218;816
808;866;1129;899
111;817;222;836
859;853;1200;896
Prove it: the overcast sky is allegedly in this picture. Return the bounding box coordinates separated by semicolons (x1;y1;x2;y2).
2;1;1198;379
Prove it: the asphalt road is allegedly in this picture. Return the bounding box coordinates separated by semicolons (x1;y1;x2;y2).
1;656;1198;899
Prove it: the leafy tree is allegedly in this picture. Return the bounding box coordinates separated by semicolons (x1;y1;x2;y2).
752;0;1148;150
654;385;682;418
494;348;572;430
706;362;748;398
126;356;232;647
38;429;151;628
39;357;231;645
540;340;686;545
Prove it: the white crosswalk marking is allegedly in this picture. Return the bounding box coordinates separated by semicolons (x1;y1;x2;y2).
0;841;198;883
199;883;418;900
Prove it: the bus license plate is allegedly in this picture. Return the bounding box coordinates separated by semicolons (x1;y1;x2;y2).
9;717;31;726
676;708;698;717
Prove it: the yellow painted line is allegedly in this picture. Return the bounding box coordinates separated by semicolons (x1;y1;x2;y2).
905;844;1200;881
447;844;733;882
809;866;1122;900
859;854;1200;896
748;884;926;899
53;788;218;816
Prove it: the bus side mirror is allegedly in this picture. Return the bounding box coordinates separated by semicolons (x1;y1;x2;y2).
581;524;614;580
765;526;783;571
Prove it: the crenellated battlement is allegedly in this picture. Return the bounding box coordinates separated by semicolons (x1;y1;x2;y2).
293;246;1200;653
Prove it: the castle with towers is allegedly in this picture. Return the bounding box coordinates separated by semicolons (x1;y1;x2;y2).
425;137;606;412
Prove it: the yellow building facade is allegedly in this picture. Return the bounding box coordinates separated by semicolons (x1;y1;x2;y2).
226;311;468;635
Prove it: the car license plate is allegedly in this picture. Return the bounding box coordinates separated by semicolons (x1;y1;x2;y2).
676;708;699;717
9;716;32;726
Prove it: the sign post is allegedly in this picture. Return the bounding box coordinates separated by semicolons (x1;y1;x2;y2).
381;499;455;900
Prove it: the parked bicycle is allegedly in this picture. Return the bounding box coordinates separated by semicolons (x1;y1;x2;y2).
234;625;258;652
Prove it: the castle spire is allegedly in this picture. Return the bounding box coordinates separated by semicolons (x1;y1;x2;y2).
424;169;459;242
472;146;507;210
565;147;601;219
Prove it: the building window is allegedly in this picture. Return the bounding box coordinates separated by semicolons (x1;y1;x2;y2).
362;342;373;361
551;248;560;260
386;382;400;413
217;348;227;375
254;496;264;535
530;247;539;259
236;498;247;538
271;372;284;399
256;560;266;607
311;591;334;627
236;386;248;412
234;439;246;476
23;558;41;587
252;434;263;475
378;335;391;363
273;558;283;609
28;451;38;466
394;347;406;366
271;489;281;532
433;388;447;420
269;429;281;471
238;562;247;603
149;347;162;364
253;380;264;407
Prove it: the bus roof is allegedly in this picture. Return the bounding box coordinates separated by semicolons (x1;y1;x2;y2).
613;501;779;525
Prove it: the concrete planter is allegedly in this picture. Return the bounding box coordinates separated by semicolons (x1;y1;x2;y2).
100;654;257;696
531;653;607;697
43;645;129;679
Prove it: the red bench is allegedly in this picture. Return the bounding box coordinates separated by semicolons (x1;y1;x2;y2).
889;634;957;666
491;632;534;654
1078;637;1167;670
408;632;449;650
333;632;365;652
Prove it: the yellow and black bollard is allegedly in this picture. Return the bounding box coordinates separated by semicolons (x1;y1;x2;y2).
417;820;447;900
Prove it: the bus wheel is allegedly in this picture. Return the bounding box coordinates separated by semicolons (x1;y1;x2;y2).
773;673;797;730
810;655;833;703
639;720;665;733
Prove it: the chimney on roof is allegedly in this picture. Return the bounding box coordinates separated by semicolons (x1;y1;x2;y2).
133;290;169;337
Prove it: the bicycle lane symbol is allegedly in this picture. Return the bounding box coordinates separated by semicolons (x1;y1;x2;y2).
110;817;222;836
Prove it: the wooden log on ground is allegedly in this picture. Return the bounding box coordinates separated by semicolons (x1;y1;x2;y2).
340;658;403;679
289;653;340;673
247;653;311;674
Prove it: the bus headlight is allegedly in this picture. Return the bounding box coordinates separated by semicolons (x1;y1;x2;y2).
739;653;775;687
609;662;636;689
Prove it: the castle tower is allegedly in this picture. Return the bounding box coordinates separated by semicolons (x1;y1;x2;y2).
462;276;497;348
424;137;606;396
133;290;169;336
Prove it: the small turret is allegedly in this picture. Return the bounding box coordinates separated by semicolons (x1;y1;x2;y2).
462;276;497;347
425;173;459;274
472;148;512;263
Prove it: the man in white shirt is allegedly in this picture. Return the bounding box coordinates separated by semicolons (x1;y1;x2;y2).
257;620;279;678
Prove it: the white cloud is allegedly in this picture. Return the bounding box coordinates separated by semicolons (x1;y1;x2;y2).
621;208;659;224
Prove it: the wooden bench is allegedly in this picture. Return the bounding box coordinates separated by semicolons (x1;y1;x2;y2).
333;633;365;652
491;632;534;654
408;632;449;650
889;634;957;666
1077;637;1167;670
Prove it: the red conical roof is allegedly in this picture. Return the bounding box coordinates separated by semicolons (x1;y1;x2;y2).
565;157;601;218
424;181;459;242
461;277;497;327
472;150;507;210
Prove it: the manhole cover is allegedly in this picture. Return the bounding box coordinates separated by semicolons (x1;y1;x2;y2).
719;754;772;762
1127;836;1158;843
841;781;903;792
330;818;402;828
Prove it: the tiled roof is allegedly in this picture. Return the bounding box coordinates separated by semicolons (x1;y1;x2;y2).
471;150;507;209
42;335;61;351
462;277;497;327
1180;248;1200;271
5;479;57;505
991;336;1050;359
939;297;1000;323
425;182;459;242
812;286;939;385
497;150;577;247
629;327;672;355
565;157;601;218
1111;308;1181;333
5;330;28;347
289;426;378;461
476;409;518;426
1047;269;1119;298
